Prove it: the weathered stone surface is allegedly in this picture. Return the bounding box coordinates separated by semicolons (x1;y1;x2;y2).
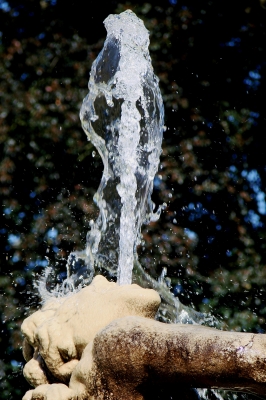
79;316;266;399
21;275;266;399
22;275;160;386
22;383;76;400
22;349;50;388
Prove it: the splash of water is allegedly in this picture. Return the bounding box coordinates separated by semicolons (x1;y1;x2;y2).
80;9;164;285
38;10;218;329
34;11;233;400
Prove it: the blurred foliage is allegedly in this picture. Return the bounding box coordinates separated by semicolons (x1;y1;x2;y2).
0;0;266;398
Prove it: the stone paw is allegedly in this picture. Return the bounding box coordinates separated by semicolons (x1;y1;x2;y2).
22;384;76;400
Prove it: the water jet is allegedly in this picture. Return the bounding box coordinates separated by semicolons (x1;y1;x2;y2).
21;10;266;400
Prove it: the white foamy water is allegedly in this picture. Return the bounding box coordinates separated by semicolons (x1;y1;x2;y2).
38;10;219;333
80;10;164;285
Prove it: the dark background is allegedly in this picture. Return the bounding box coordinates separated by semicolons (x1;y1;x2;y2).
1;0;266;398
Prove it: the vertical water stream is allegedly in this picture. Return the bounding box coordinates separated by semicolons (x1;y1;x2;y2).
40;9;216;327
79;9;164;285
35;10;244;400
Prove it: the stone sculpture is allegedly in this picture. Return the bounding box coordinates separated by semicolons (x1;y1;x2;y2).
22;275;266;399
20;9;266;400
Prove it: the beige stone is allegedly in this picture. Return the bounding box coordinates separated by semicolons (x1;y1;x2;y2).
22;349;50;388
22;275;160;386
21;297;64;349
22;383;76;400
79;316;266;399
22;275;266;399
21;296;69;387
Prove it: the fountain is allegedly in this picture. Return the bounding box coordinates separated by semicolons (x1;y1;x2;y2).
79;8;164;287
39;8;206;326
21;9;266;400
